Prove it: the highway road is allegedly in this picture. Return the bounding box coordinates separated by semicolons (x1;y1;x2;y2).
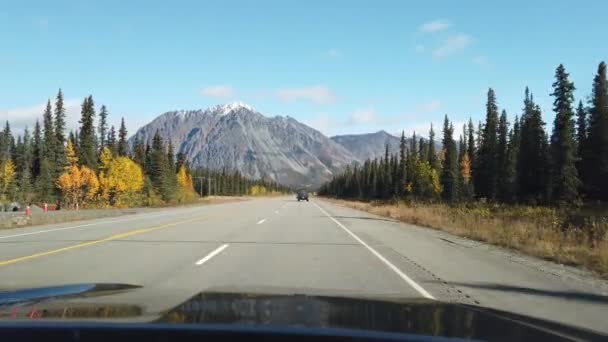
0;196;606;333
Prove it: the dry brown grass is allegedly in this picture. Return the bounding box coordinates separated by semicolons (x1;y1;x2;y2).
323;198;608;278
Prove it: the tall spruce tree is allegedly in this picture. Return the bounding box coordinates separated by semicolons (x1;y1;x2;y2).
78;95;98;169
476;88;499;200
107;125;117;155
549;64;580;202
98;105;108;150
118;117;128;157
42;99;56;162
16;128;33;201
398;131;407;196
31;120;42;180
428;124;439;170
585;62;608;200
496;110;509;201
575;101;587;191
54;89;66;173
440;115;458;202
504;116;520;202
518;88;549;203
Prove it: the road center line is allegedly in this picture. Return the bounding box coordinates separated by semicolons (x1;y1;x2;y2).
195;244;229;266
257;218;267;225
0;215;209;267
312;201;436;300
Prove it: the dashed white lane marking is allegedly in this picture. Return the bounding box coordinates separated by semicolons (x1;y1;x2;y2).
312;201;435;300
195;244;229;266
274;210;279;214
257;219;267;225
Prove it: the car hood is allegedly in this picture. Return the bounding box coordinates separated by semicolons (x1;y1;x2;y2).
0;283;604;341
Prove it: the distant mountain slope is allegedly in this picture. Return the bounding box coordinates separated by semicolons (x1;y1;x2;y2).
331;131;402;160
129;102;359;187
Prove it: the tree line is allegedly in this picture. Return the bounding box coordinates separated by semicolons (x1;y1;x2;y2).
319;62;608;205
190;168;290;197
0;90;286;209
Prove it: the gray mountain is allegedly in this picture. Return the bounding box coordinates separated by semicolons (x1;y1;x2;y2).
331;130;402;161
129;102;358;187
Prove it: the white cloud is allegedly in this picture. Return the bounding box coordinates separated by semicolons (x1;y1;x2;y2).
419;19;450;33
201;85;234;98
1;99;81;135
276;85;336;104
414;44;425;53
472;55;490;67
327;48;341;58
432;34;473;58
348;108;377;125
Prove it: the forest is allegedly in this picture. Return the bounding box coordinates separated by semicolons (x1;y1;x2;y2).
0;91;287;210
320;62;608;206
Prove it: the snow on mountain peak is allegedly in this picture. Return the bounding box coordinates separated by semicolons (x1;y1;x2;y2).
211;101;255;115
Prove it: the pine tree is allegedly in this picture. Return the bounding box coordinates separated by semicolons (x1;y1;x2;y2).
440;115;458;202
518;88;549;203
428;124;439;170
504;116;520;202
0;121;12;162
118;117;128;157
476;88;500;200
549;64;580;202
42;99;56;162
16;128;33;201
467;119;475;174
78;96;98;170
496;110;509;201
98;105;108;150
54;89;67;173
398;131;406;196
133;136;146;169
575;101;587;191
585;62;608;200
107;125;117;155
31;120;42;180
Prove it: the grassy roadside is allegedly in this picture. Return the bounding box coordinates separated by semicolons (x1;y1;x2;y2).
0;196;248;230
321;197;608;278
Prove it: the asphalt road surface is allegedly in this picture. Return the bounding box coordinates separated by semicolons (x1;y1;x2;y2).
0;197;606;333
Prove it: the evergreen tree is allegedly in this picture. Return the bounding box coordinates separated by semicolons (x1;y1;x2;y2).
575;101;587;190
31;120;42;180
0;121;12;162
440;115;458;202
496;110;509;201
16;128;33;201
518;88;549;203
398;131;406;196
427;124;439;170
133;136;146;169
585;62;608;200
98;105;108;150
78;95;98;169
42;99;56;162
476;88;500;200
549;64;579;202
504;116;520;202
467;119;475;175
107;125;117;155
118;117;128;156
54;89;67;172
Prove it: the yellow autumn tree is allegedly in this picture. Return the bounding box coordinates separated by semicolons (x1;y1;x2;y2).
176;165;196;202
0;159;16;200
65;139;78;169
56;165;99;209
99;156;144;207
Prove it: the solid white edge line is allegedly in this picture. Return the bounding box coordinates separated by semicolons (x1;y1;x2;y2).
257;219;267;225
312;201;436;300
195;244;229;266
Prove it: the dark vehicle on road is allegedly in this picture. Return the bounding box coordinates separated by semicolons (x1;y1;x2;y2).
296;190;309;201
0;284;605;342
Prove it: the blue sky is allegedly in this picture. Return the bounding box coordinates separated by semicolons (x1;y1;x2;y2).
1;0;607;138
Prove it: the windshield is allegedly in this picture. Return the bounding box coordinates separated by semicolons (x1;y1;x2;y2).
0;0;607;338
